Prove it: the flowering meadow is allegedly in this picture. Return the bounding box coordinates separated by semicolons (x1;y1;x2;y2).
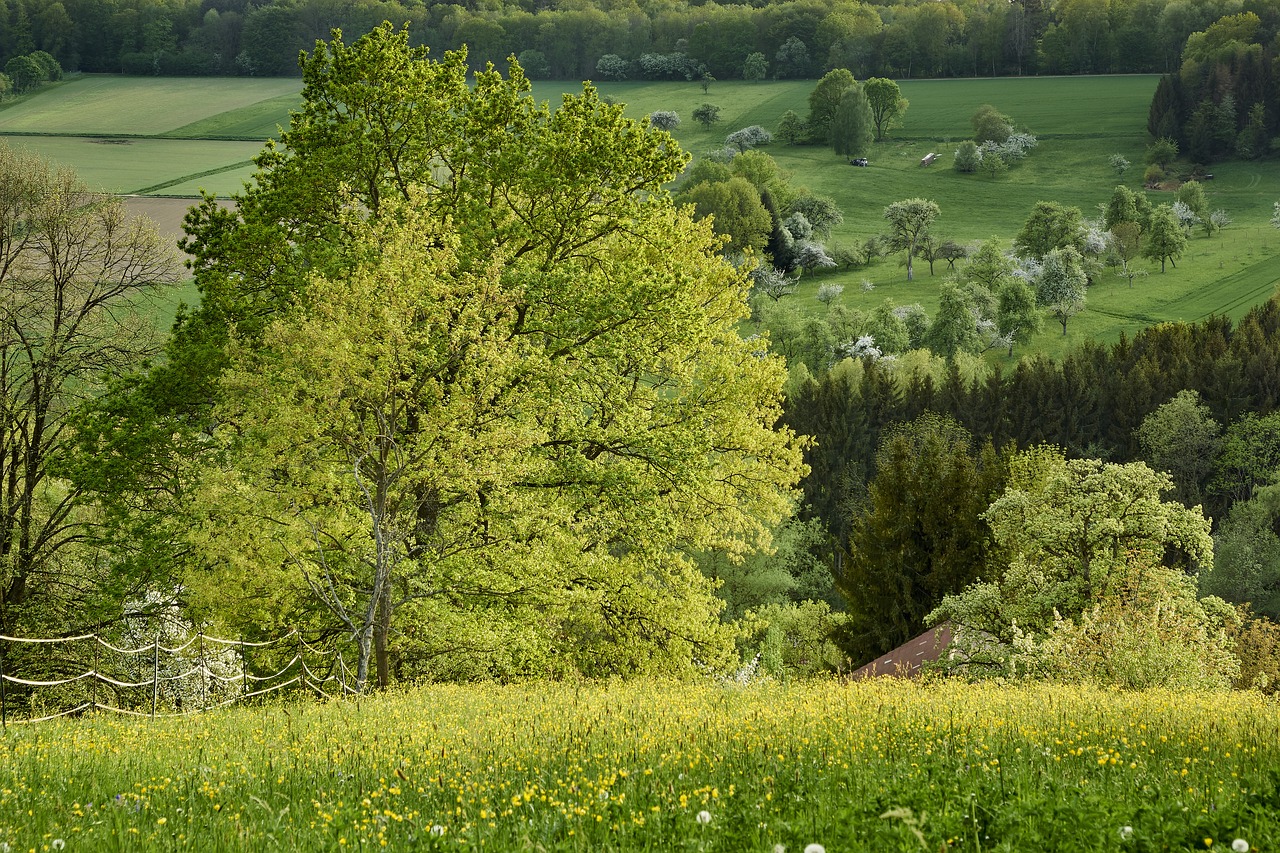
1;679;1277;852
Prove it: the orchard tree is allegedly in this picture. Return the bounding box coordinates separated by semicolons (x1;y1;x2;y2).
882;197;940;281
0;142;179;636
681;177;773;253
862;77;907;141
1109;221;1145;288
831;85;873;159
925;281;981;358
953;140;980;172
1177;180;1209;228
726;125;772;152
692;103;721;130
649;110;680;131
1036;246;1087;335
971;103;1013;143
996;276;1042;357
595;54;629;80
776;110;807;144
930;448;1229;688
1144;203;1187;271
90;25;807;688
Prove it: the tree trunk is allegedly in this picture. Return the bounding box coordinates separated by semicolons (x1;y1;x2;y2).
374;580;391;689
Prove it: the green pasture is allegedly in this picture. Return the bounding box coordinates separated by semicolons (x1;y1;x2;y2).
0;135;261;196
0;75;300;136
589;74;1280;361
4;73;1280;359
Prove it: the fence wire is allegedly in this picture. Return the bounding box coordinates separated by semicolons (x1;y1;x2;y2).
0;629;357;726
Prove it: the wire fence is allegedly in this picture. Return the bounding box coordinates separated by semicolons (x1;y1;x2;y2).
0;629;357;726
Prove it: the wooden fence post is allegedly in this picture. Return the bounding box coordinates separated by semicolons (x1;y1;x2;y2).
199;633;207;713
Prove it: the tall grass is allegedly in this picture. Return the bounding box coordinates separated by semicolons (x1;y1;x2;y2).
2;680;1277;851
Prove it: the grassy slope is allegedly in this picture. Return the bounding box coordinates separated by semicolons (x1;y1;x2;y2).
588;75;1280;361
4;74;1279;359
0;75;300;135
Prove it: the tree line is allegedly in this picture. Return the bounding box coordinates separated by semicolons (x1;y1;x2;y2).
1148;10;1280;163
0;0;1272;81
784;300;1280;669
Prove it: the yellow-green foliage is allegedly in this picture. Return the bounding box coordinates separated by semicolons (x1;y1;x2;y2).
2;681;1278;851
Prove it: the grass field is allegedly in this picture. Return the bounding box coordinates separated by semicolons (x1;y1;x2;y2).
592;75;1280;361
1;679;1276;851
3;73;1280;359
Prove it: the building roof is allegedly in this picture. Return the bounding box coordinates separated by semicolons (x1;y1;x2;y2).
849;623;953;680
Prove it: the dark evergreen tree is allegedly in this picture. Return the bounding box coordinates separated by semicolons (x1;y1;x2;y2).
838;414;1009;664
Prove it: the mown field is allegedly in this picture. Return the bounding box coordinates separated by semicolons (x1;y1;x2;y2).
1;680;1277;852
3;72;1279;360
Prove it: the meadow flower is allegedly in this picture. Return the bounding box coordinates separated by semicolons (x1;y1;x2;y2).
1119;826;1133;839
430;825;445;836
804;845;826;853
696;810;712;824
1232;841;1249;853
51;842;65;851
773;846;786;853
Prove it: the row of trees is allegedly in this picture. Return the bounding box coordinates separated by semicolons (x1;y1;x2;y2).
786;298;1280;560
786;300;1280;682
1;0;1271;80
1;47;58;95
1148;11;1280;163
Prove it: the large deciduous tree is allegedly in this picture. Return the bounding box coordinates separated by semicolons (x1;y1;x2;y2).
930;448;1231;688
1014;200;1085;259
807;68;856;144
0;142;178;635
830;85;873;159
862;77;907;141
99;25;806;688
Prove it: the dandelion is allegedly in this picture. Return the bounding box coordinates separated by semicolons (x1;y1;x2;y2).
696;810;712;825
430;825;445;837
1119;826;1133;840
1232;841;1249;853
52;842;65;851
804;845;826;853
773;846;786;853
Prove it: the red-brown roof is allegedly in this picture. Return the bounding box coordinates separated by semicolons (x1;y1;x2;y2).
850;623;953;680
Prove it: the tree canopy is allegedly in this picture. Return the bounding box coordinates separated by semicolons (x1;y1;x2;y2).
90;25;807;688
